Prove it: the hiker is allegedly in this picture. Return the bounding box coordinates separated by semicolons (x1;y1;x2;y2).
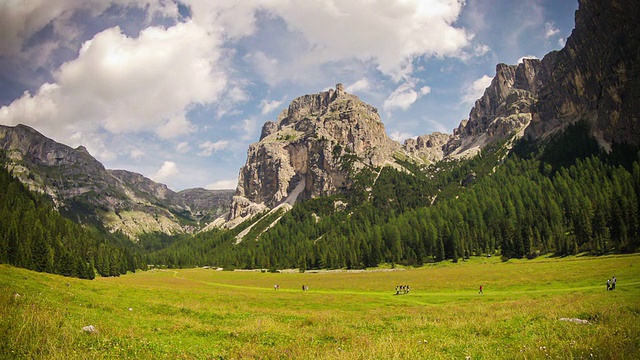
302;285;305;291
612;277;616;290
606;279;611;291
479;285;483;294
406;285;410;294
395;285;399;295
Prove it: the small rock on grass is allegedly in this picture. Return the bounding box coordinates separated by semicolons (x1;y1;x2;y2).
559;318;589;324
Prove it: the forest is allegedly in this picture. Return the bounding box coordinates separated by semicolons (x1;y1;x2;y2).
0;152;146;278
145;122;640;270
1;122;639;278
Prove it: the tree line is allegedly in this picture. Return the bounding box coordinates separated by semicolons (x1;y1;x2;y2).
2;122;639;277
0;152;146;278
146;122;639;269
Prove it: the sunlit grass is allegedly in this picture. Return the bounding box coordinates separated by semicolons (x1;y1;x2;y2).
1;254;639;359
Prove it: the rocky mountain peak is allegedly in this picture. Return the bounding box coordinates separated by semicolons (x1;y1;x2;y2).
228;84;400;226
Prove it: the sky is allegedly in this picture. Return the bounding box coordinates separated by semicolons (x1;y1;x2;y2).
0;0;578;191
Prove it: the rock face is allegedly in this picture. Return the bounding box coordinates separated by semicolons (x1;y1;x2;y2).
229;84;402;225
410;0;639;161
403;132;452;163
447;59;543;158
525;0;640;147
227;0;639;226
0;124;233;238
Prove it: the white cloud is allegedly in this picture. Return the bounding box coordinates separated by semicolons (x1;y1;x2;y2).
198;140;229;156
0;0;181;71
545;21;560;39
461;74;493;104
205;179;238;190
259;99;284;115
129;149;145;160
517;55;539;64
176;142;191;154
269;0;472;79
389;130;415;143
232;118;258;141
151;160;179;183
346;78;370;93
383;80;430;112
419;86;432;95
558;38;566;47
0;19;227;152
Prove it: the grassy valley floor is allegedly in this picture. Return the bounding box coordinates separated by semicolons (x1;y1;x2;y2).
1;254;639;359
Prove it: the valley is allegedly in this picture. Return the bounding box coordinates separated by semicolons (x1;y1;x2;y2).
2;254;639;359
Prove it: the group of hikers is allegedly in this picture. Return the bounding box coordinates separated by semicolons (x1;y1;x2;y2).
606;276;617;291
273;284;308;291
272;279;616;294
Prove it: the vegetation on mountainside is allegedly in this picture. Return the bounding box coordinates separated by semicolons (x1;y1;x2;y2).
0;152;146;278
145;122;640;270
1;122;639;276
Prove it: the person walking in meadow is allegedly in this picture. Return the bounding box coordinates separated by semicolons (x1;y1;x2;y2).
606;279;611;291
612;277;616;290
479;285;483;294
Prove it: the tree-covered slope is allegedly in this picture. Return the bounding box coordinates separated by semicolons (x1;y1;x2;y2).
0;152;146;278
145;123;640;270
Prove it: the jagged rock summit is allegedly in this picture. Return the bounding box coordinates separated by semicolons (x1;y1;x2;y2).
228;84;403;226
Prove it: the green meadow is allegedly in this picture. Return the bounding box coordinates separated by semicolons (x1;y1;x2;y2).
1;254;639;359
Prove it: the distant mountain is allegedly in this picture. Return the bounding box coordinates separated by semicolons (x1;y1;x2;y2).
0;124;233;239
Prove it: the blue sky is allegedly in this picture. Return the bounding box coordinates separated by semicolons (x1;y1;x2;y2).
0;0;578;191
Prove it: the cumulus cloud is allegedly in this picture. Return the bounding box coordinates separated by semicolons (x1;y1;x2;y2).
389;130;415;143
383;80;431;112
345;78;371;93
151;160;179;183
206;179;238;190
270;0;471;79
259;99;284;115
558;38;566;47
461;74;493;104
231;118;259;141
545;21;560;39
129;149;145;160
198;140;229;156
176;142;191;154
517;55;539;64
0;19;226;148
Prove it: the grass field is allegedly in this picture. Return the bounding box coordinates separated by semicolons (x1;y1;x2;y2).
1;254;639;359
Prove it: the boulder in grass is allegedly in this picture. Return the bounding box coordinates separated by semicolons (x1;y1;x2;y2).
82;325;97;333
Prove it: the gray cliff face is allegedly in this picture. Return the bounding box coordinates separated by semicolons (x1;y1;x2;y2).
445;59;543;158
229;84;402;223
413;0;639;161
403;132;452;164
0;124;233;238
526;0;640;147
403;60;543;162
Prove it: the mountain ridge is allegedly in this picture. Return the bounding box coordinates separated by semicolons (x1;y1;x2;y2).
0;124;233;238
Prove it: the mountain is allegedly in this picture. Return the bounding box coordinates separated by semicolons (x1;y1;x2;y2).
227;83;409;227
225;0;639;229
0;124;233;239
